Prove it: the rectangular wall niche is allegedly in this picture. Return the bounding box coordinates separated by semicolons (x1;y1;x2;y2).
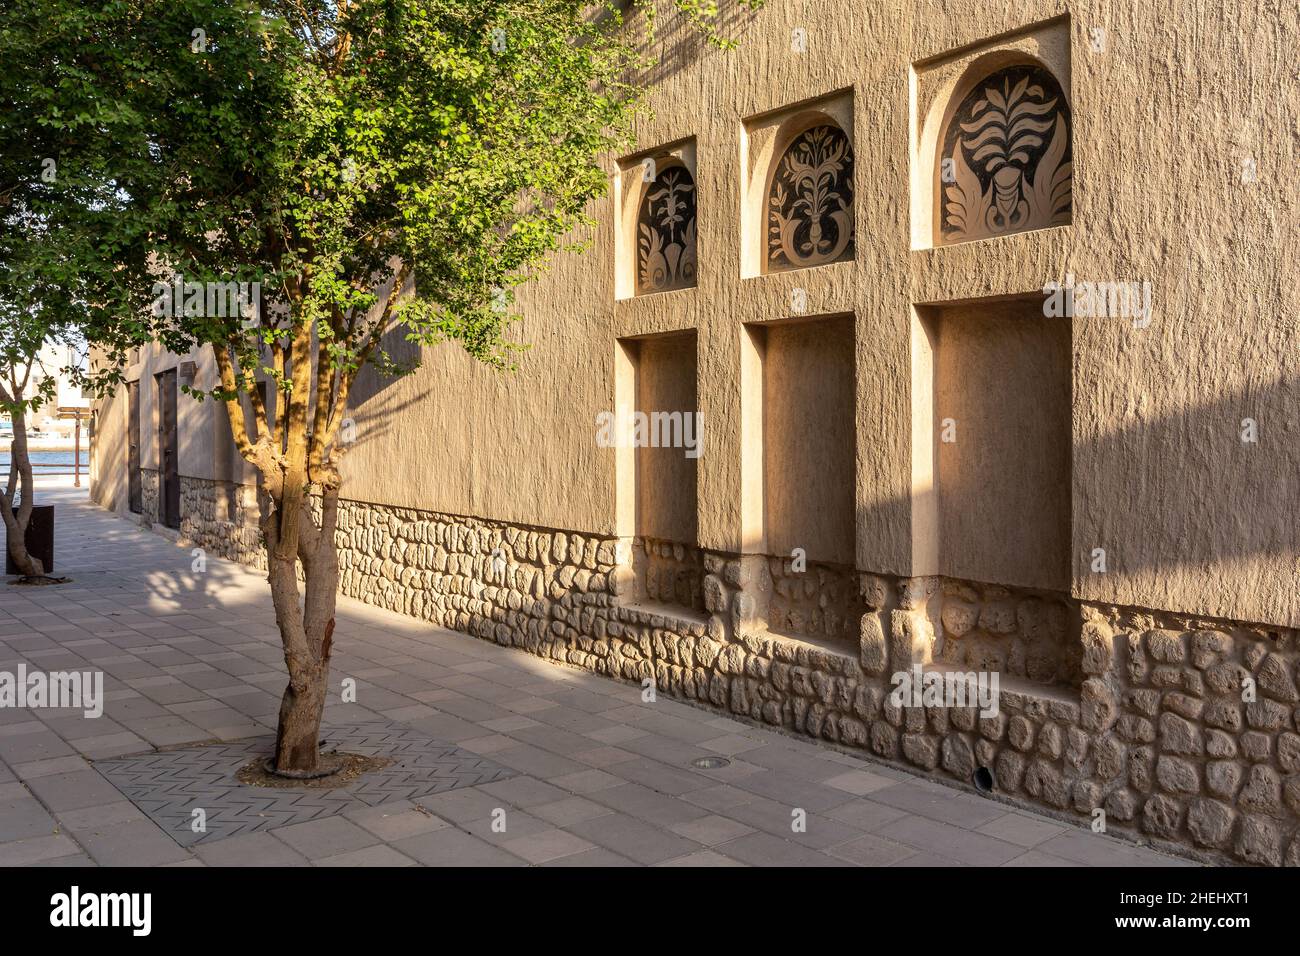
744;315;860;646
616;331;703;612
915;297;1071;593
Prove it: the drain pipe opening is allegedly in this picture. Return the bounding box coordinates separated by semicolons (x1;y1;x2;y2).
972;766;995;793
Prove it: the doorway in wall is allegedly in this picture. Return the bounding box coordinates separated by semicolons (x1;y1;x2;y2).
155;368;180;529
127;380;142;514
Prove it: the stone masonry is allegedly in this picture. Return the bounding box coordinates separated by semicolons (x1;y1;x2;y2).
173;475;1300;867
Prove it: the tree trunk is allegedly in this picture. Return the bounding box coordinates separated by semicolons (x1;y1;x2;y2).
265;487;340;775
273;661;328;772
1;408;43;577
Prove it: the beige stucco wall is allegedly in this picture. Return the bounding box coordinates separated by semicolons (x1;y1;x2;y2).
762;314;856;565
929;297;1073;592
633;331;699;543
92;0;1298;630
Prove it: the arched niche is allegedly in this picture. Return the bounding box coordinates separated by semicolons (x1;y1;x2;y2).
635;159;698;295
934;57;1073;245
762;115;855;274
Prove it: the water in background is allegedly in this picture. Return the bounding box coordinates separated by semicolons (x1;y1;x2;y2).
0;451;90;472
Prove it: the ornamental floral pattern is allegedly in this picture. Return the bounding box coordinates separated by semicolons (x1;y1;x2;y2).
637;166;697;294
940;64;1073;243
767;124;854;273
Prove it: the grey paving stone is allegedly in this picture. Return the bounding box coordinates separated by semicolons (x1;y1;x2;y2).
724;796;862;849
548;768;624;794
93;719;515;847
391;826;528;867
567;812;701;865
193;832;312;867
870;781;1007;829
657;849;747;867
0;833;85;866
27;851;98;867
715;831;844;867
56;803;150;839
670;814;756;846
539;846;637;867
344;801;451;841
570;746;638;769
460;808;553;844
590;783;711;828
825;833;917;866
730;770;856;813
876;814;1024;866
315;844;418;867
408;785;503;824
481;715;541;733
437;730;510;754
735;743;848;782
825;798;910;832
491;743;589;779
583;724;648;745
24;768;128;813
890;851;968;866
509;723;606;756
1035;830;1183;867
1002;849;1086;866
500;827;596;864
273;816;379;859
77;819;194;866
681;783;758;813
0;796;58;842
699;733;766;756
11;754;88;779
976;811;1068;848
531;796;615;828
822;769;897;796
607;757;714;796
72;731;151;759
479;775;570;808
0;731;77;765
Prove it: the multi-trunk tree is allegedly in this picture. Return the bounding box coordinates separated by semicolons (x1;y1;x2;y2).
92;0;751;775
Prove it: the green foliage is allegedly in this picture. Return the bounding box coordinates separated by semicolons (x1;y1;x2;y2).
4;0;759;446
102;1;742;395
0;0;164;410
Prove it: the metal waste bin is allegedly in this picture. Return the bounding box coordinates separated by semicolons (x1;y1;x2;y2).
5;504;54;574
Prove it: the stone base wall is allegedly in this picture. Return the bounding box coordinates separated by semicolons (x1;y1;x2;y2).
634;537;706;612
178;475;265;569
767;556;864;649
139;468;160;526
934;579;1082;686
170;476;1300;866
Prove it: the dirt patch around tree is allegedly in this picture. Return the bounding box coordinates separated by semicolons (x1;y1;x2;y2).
236;752;391;790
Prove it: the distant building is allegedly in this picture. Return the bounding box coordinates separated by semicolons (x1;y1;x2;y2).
2;342;89;437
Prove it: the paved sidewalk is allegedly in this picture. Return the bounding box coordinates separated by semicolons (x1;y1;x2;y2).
0;481;1191;867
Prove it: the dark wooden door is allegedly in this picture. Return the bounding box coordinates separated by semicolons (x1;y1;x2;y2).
155;369;180;529
127;380;142;513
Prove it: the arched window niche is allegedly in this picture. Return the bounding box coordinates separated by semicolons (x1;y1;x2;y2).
763;117;855;274
635;160;698;295
936;59;1072;245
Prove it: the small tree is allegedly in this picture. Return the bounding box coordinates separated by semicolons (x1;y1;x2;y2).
0;0;152;577
106;0;750;774
0;309;65;578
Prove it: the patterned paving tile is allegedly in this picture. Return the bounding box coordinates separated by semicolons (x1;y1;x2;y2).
94;720;516;846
